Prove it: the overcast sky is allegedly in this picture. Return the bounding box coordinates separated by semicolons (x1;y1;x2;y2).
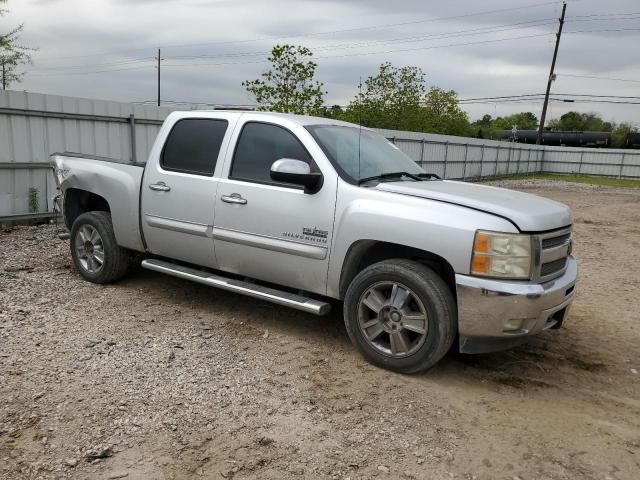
3;0;640;125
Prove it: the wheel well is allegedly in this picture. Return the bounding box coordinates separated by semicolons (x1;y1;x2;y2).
63;189;110;229
339;241;457;299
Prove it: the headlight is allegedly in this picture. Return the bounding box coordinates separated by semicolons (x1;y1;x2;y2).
471;230;532;279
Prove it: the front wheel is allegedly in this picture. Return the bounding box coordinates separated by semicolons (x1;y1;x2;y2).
70;211;130;284
343;259;456;374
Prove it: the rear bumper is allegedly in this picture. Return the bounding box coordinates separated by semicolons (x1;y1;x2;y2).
455;256;577;354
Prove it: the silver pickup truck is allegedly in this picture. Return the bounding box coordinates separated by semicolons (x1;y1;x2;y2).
51;111;577;373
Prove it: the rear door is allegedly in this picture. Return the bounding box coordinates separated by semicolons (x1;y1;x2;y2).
213;117;338;295
141;114;236;268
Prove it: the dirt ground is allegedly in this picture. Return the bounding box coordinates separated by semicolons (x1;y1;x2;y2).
1;179;639;480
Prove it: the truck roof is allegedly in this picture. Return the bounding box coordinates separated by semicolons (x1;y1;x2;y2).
171;110;359;128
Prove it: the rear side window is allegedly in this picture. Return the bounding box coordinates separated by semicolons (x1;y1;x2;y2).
161;118;228;176
230;122;313;185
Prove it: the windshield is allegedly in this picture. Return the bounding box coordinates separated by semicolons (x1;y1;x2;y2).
306;125;424;183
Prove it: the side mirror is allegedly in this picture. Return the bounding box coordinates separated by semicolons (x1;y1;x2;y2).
270;158;323;193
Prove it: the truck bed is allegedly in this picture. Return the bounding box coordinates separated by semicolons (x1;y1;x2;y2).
50;152;146;251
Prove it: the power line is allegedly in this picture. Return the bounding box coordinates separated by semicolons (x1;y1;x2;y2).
460;96;640;105
161;32;556;69
27;31;557;76
26;64;155;77
165;18;557;62
570;11;640;18
556;73;640;83
551;97;640;105
32;21;636;75
33;57;155;72
31;0;560;62
460;93;546;101
460;93;640;102
564;27;640;34
34;18;557;72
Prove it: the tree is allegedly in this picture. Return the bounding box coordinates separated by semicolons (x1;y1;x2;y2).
0;0;35;90
421;87;472;136
490;112;538;130
547;112;613;132
316;104;345;120
472;114;493;138
612;122;638;148
242;44;326;114
343;62;426;130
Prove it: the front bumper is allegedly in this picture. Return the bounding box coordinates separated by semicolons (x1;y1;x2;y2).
455;256;577;354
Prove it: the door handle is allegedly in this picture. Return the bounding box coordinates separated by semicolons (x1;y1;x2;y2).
149;182;171;192
221;193;247;205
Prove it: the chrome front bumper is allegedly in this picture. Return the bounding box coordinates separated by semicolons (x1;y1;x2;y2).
455;256;578;354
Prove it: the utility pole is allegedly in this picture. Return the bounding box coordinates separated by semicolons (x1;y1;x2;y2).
537;2;566;144
1;58;5;91
156;48;161;106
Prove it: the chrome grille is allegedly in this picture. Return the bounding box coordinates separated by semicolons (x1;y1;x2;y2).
533;227;572;282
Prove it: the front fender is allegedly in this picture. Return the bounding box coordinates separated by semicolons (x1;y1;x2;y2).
326;184;517;298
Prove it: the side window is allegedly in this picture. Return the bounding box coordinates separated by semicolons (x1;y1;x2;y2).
161;118;228;176
231;122;313;185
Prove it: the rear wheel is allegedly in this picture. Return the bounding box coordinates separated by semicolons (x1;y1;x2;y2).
344;259;456;373
70;211;130;284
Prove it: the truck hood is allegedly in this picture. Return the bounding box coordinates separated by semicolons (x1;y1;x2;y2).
375;180;572;232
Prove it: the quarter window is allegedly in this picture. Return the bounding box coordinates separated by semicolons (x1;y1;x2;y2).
161;118;228;176
231;122;313;185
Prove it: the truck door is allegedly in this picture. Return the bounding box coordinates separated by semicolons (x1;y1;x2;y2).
213;119;338;295
141;115;234;268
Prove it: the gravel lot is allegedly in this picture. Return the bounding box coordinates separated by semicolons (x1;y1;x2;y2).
1;179;639;480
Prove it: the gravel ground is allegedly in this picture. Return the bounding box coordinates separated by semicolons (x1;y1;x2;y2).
1;179;639;480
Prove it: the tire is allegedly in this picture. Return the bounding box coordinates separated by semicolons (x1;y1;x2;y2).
343;259;456;374
70;211;130;284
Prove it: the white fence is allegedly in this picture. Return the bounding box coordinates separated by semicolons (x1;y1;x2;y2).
1;90;639;220
376;128;640;179
0;91;176;220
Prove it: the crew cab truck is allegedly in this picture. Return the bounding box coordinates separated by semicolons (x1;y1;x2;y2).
51;111;577;373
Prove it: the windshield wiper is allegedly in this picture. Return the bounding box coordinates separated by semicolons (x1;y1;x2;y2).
358;171;440;185
415;172;441;180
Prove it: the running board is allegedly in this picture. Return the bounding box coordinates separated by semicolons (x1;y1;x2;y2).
141;259;331;316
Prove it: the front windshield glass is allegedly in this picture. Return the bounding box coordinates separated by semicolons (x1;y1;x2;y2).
306;125;424;182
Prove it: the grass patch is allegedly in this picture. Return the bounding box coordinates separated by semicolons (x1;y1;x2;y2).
494;173;640;188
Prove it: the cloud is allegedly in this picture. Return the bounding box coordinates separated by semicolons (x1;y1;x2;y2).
6;0;640;124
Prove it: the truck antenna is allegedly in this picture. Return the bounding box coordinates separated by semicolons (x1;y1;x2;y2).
358;76;362;181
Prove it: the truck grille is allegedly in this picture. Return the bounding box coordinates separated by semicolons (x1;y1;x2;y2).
534;227;572;282
542;233;571;249
541;257;567;276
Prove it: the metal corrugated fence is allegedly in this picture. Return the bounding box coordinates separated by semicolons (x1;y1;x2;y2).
375;128;640;179
1;90;639;220
0;91;177;220
375;128;545;179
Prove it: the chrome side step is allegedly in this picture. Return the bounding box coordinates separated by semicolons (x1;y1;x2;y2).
141;259;331;316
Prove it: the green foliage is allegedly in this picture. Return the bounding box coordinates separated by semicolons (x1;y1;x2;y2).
471;112;538;139
242;44;326;114
612;122;638;148
0;0;35;89
545;112;637;147
547;111;613;132
421;87;472;136
342;62;426;130
28;187;39;213
337;63;471;136
316;104;345;120
491;112;538;130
